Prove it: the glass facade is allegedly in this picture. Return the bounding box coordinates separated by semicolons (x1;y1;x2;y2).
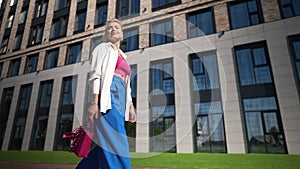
9;84;32;150
228;0;263;29
150;59;176;152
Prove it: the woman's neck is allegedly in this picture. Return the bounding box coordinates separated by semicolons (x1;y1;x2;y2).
112;41;120;49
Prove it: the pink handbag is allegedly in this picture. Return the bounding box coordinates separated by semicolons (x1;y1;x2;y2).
62;124;94;158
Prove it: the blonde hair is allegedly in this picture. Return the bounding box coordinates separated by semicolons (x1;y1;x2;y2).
103;18;123;42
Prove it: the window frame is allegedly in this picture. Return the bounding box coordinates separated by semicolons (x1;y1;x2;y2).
24;54;38;74
278;0;300;19
44;48;59;70
65;42;82;65
74;9;87;34
94;0;108;28
7;58;21;77
116;0;140;19
121;27;139;52
150;18;174;47
152;0;181;12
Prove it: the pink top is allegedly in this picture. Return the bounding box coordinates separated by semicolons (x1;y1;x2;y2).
114;56;130;77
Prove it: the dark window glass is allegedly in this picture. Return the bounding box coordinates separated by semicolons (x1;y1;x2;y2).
0;0;7;10
0;36;9;54
19;8;28;24
54;76;76;150
187;8;215;38
34;0;48;18
54;0;70;11
30;80;53;150
66;42;82;65
9;84;32;150
74;9;86;33
95;1;108;27
150;19;173;47
28;24;44;46
279;0;300;18
288;35;300;97
8;58;21;77
150;59;176;152
24;54;38;74
0;62;3;76
13;32;23;51
44;48;59;70
121;28;139;52
152;0;181;11
228;0;263;29
50;16;68;40
116;0;140;18
0;87;14;149
235;44;272;86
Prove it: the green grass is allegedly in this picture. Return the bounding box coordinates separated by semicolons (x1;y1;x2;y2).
0;151;300;169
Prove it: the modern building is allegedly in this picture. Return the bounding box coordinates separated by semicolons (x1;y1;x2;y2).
0;0;299;154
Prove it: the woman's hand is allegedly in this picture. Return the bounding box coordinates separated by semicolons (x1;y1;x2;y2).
88;104;99;122
128;104;136;123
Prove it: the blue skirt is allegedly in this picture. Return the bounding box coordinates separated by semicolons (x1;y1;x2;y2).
76;76;131;169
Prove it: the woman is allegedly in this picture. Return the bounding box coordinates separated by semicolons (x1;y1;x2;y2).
76;19;136;169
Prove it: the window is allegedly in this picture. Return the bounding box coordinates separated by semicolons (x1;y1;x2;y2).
150;59;176;152
0;87;14;148
288;35;300;97
187;8;215;38
13;32;23;51
90;36;102;53
34;0;48;18
95;1;108;27
279;0;300;18
30;80;53;150
19;9;28;24
121;28;139;52
0;36;8;54
44;48;59;69
74;9;86;33
150;19;173;47
8;58;21;77
9;0;16;6
152;0;181;11
9;84;32;150
50;16;68;40
24;54;38;74
65;42;82;65
28;24;44;46
6;13;14;28
116;0;140;18
54;0;70;11
0;62;3;77
54;76;76;150
235;42;273;86
228;0;263;29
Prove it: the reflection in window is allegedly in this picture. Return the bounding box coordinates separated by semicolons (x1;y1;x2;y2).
116;0;140;18
34;0;48;18
6;14;14;28
13;32;23;50
8;58;21;77
150;19;173;47
152;0;181;11
228;0;263;29
54;0;70;11
30;80;53;150
279;0;300;19
187;8;215;38
54;76;76;150
19;9;28;24
74;10;86;33
24;54;38;74
44;48;59;70
9;84;32;150
121;28;139;52
50;16;68;40
66;42;82;65
288;35;300;97
0;36;8;54
151;61;174;95
95;1;108;27
28;24;44;46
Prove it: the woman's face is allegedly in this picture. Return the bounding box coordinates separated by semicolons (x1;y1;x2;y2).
106;22;123;44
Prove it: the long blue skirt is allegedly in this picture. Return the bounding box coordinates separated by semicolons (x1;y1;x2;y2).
76;76;131;169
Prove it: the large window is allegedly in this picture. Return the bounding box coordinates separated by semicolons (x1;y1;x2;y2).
33;0;48;19
278;0;300;19
28;24;44;46
152;0;181;11
234;42;287;154
94;0;108;28
74;9;86;33
6;13;14;28
150;59;176;152
30;80;53;150
116;0;140;18
65;42;82;65
9;84;32;150
190;53;226;153
7;58;21;77
50;16;68;40
228;0;263;29
19;8;28;24
44;48;59;70
150;19;173;47
288;35;300;97
54;76;76;150
0;87;14;149
0;62;3;77
0;36;8;54
13;32;23;51
121;28;139;52
187;8;215;38
54;0;70;11
24;54;38;74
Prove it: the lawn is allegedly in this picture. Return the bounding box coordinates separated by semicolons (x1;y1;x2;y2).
0;151;300;169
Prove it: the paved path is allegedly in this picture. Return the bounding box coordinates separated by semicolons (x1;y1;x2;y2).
0;162;169;169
